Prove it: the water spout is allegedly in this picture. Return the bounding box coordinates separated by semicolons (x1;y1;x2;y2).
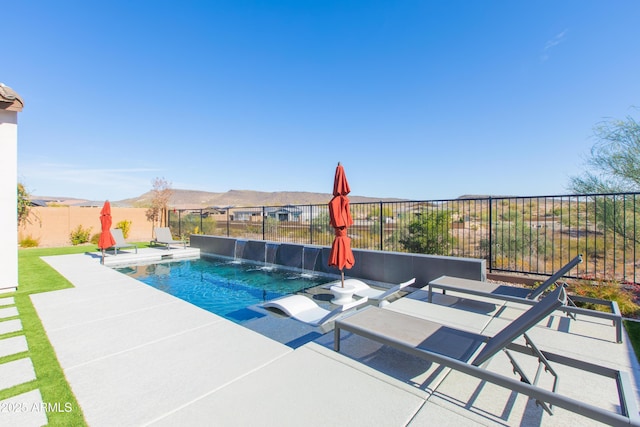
231;239;247;264
300;247;320;278
260;242;279;271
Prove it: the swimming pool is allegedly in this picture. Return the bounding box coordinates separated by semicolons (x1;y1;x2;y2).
114;256;332;324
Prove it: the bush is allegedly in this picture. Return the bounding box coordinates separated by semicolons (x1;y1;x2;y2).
568;280;640;317
399;211;453;255
19;235;40;248
116;220;132;238
70;225;92;245
90;233;101;245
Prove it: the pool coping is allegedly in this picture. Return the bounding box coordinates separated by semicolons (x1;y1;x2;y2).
30;248;640;426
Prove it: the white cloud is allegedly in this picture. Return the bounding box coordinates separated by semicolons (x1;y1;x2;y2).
18;162;164;200
541;29;568;62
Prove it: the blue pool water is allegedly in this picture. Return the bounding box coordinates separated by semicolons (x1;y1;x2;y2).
114;256;330;324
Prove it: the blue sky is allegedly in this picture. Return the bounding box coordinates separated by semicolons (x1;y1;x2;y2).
4;1;640;201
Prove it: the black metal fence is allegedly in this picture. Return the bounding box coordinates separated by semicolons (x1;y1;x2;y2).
168;192;640;284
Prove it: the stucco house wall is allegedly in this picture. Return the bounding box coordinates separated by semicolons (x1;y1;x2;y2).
0;84;22;289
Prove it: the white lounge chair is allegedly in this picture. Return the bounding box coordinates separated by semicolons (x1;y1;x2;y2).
263;294;368;328
108;228;137;255
153;227;187;249
325;278;416;307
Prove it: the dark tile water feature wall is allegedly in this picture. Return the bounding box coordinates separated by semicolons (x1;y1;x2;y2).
190;235;486;286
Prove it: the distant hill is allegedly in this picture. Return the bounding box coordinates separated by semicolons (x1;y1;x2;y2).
456;194;516;200
33;190;506;208
119;189;407;208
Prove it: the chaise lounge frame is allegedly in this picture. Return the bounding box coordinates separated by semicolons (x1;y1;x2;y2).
334;286;639;426
152;227;187;249
107;228;138;255
427;254;623;343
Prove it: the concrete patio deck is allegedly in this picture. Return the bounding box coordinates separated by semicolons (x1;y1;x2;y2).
26;249;640;426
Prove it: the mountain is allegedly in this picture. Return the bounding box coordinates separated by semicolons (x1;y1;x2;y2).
33;190;509;208
119;189;406;208
33;190;506;208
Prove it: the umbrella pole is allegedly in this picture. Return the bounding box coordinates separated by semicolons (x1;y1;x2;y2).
101;249;105;265
341;270;344;288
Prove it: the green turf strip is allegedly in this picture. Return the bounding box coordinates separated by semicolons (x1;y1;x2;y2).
0;246;93;426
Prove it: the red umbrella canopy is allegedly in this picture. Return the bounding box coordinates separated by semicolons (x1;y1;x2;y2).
332;162;351;197
98;201;116;250
328;163;355;272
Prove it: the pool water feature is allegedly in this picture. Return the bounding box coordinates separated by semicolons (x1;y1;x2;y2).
114;256;330;324
300;246;321;277
233;239;247;262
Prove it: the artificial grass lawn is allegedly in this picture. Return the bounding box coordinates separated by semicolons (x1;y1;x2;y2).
0;246;92;426
624;320;640;363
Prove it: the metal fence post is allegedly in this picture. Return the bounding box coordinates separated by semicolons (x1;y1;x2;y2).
488;197;493;273
309;205;313;245
379;201;383;250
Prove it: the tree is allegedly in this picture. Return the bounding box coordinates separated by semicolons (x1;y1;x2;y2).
491;219;535;264
311;211;332;234
399;211;452;255
145;177;173;235
569;112;640;193
367;205;394;221
569;112;640;247
17;182;34;227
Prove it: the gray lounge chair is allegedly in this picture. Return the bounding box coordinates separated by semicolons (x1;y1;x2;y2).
334;286;638;426
107;228;137;255
153;227;187;249
427;254;623;343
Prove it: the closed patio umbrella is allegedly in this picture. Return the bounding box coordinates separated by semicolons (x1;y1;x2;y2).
98;201;116;263
328;162;355;287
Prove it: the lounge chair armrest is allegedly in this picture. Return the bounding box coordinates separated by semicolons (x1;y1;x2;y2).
528;254;583;300
377;278;416;301
341;296;369;312
316;297;368;326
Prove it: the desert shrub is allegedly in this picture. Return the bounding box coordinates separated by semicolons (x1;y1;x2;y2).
116;220;132;238
399;211;453;255
19;235;40;248
493;220;534;261
311;212;331;234
201;217;217;234
499;209;520;221
567;280;640;317
70;225;92;245
173;213;206;237
90;233;101;245
264;217;278;235
245;222;262;236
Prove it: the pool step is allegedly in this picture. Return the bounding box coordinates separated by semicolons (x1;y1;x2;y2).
103;247;200;267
